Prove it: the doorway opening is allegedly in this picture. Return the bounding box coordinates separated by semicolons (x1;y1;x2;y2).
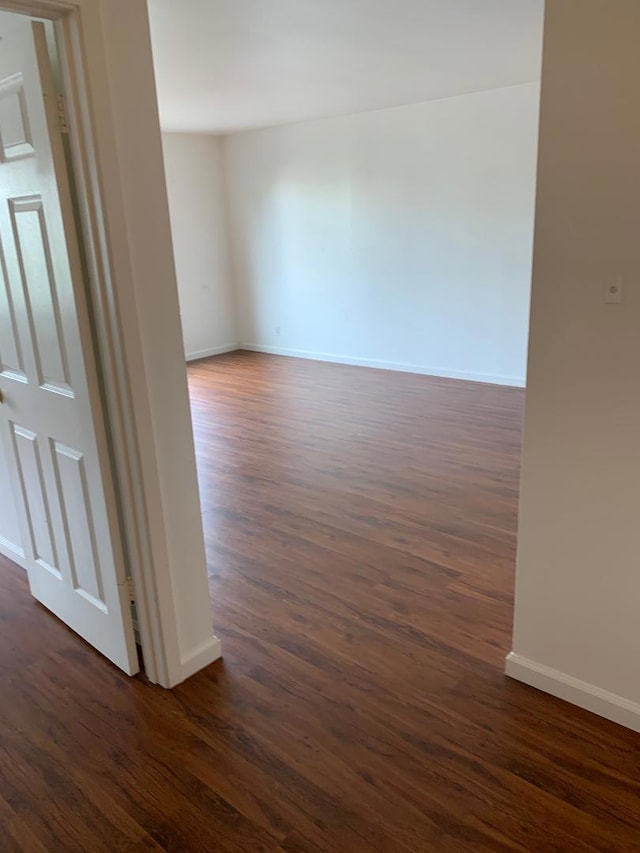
154;0;542;742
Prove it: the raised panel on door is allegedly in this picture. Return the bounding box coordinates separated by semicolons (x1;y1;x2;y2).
0;70;34;161
0;235;26;381
51;440;106;610
10;421;60;576
9;194;73;395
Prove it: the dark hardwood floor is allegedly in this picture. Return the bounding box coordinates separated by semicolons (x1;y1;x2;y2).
1;350;640;851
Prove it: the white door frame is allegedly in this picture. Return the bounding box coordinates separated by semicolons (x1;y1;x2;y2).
0;0;221;687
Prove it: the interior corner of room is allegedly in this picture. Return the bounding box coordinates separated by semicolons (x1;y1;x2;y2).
162;81;540;388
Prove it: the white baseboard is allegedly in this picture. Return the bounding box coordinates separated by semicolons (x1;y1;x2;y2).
186;344;239;362
240;344;526;388
505;652;640;733
0;536;26;569
174;635;223;686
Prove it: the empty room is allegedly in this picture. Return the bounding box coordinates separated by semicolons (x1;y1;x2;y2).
157;0;542;669
2;0;640;849
158;0;540;704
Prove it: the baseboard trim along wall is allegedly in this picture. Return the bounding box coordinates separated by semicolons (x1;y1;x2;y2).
186;344;239;362
183;342;527;388
0;536;26;569
177;635;223;686
505;652;640;733
240;344;526;388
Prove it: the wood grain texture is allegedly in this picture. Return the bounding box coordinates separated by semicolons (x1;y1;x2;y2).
1;350;640;851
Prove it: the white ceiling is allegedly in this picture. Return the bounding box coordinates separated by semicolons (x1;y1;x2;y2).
148;0;544;135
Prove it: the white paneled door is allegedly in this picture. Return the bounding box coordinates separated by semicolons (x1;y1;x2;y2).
0;16;138;674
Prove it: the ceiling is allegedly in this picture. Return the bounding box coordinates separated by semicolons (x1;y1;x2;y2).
149;0;544;135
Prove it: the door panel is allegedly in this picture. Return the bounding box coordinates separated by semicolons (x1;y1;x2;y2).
11;421;59;573
0;15;138;675
10;194;73;392
0;239;24;378
0;71;34;161
51;440;106;608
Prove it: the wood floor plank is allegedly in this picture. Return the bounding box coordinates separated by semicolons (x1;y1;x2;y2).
1;350;640;851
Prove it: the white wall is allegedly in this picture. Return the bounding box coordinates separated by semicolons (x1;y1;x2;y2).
162;133;237;360
507;0;640;731
0;441;23;565
224;82;540;386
